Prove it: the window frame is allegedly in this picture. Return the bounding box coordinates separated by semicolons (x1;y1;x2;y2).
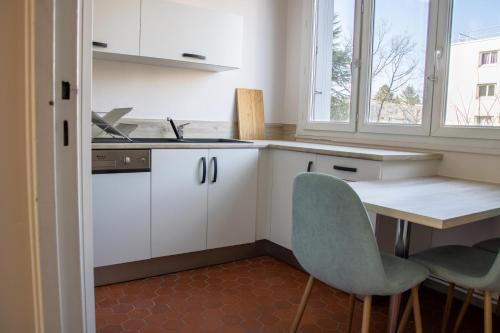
430;0;500;140
297;0;500;142
298;0;362;134
357;0;438;136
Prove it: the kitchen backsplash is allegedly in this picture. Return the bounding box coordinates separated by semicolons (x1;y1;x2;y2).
93;118;296;141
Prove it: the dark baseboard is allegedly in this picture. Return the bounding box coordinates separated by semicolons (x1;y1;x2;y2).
257;239;302;270
94;242;264;286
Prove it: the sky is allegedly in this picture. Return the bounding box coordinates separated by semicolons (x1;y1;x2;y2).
451;0;500;42
331;0;500;95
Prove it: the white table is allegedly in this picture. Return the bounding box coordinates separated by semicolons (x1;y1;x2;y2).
350;176;500;333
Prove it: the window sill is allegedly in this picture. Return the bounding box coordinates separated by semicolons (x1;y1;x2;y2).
295;127;500;156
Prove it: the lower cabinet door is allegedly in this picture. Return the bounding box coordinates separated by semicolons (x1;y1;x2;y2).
151;149;208;257
269;150;317;249
207;149;258;249
92;172;151;267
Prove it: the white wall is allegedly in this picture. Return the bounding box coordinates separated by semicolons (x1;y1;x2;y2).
93;0;288;123
282;0;303;124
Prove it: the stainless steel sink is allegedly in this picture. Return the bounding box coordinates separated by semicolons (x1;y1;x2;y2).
92;137;252;144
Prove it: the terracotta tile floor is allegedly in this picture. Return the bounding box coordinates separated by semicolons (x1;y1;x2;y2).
95;256;497;333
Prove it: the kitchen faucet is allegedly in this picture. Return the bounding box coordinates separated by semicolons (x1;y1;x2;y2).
167;117;190;140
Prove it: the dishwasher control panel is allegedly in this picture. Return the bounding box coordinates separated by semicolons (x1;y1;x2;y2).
92;149;151;173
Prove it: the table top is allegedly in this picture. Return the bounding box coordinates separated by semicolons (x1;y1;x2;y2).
350;176;500;229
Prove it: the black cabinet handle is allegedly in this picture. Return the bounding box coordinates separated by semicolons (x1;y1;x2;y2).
333;165;357;173
182;53;206;60
200;157;207;184
92;41;108;48
307;161;313;172
211;156;218;183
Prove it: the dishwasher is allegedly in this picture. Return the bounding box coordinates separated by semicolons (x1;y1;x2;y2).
92;149;151;267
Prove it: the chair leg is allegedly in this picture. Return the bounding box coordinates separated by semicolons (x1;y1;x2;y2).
441;283;455;333
496;294;500;317
387;293;402;333
484;290;493;333
347;294;355;333
452;288;474;333
411;286;423;333
361;295;372;333
396;294;412;333
290;275;315;333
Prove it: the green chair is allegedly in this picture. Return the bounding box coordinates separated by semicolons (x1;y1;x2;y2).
290;173;429;333
475;237;500;317
475;238;500;254
408;245;500;333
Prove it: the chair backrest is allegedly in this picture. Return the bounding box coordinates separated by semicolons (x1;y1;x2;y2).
292;173;388;295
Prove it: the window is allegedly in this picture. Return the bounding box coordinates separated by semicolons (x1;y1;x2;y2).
310;0;358;131
441;0;500;130
480;51;498;66
299;0;500;139
365;0;430;127
477;84;495;97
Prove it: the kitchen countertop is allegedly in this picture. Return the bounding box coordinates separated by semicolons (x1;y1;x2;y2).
92;140;443;161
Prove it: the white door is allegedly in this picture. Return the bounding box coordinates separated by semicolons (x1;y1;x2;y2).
92;173;151;267
140;0;243;68
207;149;258;249
93;0;141;55
151;149;208;257
269;150;317;249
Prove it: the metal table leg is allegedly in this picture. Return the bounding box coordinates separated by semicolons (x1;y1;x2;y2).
387;219;412;333
395;219;412;259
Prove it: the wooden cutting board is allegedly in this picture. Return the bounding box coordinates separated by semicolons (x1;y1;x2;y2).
236;88;265;140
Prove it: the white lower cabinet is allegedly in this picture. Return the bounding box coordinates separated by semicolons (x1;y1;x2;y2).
269;150;317;249
152;149;208;257
207;149;258;249
93;172;151;267
151;148;258;257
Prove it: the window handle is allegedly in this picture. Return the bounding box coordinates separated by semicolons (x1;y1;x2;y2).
314;90;323;95
428;49;442;82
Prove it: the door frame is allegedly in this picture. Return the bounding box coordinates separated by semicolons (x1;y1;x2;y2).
36;0;94;331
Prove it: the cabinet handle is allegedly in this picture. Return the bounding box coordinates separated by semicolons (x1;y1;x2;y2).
200;157;207;184
92;41;108;48
182;53;206;60
333;165;357;173
307;161;313;172
211;156;218;183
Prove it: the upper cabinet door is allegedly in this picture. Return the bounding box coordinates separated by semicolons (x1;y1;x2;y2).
207;149;258;249
140;0;243;69
93;0;141;55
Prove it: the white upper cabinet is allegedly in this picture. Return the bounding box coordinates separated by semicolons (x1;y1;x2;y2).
140;0;243;71
93;0;141;55
207;149;258;249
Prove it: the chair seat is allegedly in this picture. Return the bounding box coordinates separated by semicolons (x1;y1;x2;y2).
380;254;429;295
475;238;500;253
410;245;496;289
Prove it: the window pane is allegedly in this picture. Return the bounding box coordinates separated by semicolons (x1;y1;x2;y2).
478;85;487;97
444;0;500;127
491;52;498;64
488;85;495;96
367;0;430;125
481;52;490;65
312;0;355;122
